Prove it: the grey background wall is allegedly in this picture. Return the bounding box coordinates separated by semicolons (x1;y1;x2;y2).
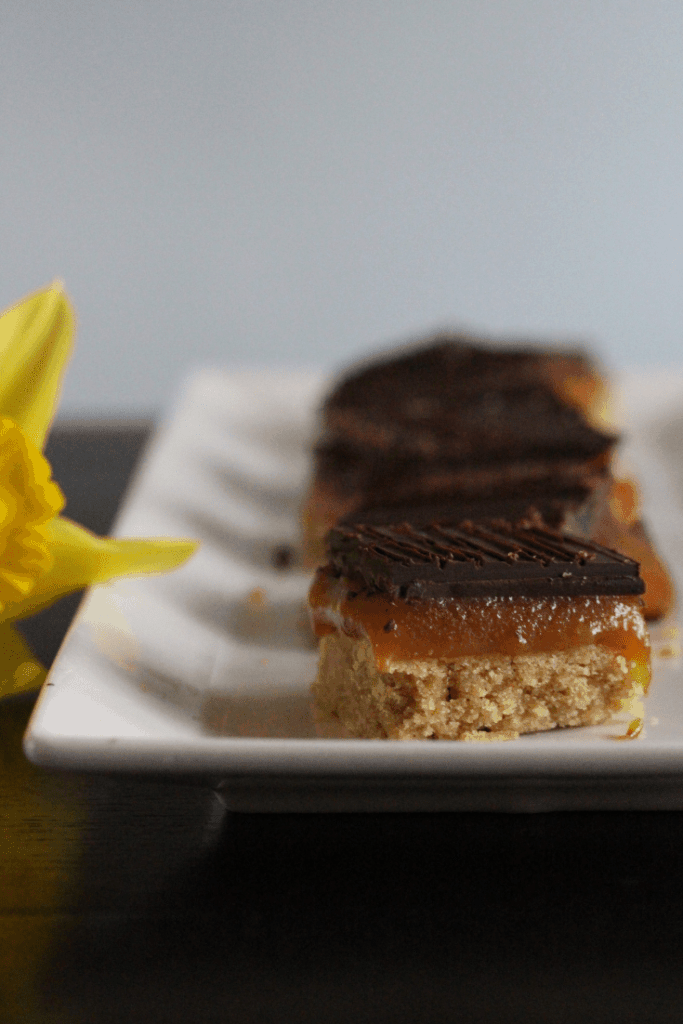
1;1;682;416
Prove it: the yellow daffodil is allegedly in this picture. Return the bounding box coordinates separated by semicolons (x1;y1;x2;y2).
0;283;197;699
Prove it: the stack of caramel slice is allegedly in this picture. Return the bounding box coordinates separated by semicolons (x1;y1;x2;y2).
304;334;672;740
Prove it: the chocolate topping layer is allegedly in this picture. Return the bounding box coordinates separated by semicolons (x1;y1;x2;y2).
324;336;596;416
312;335;614;530
320;386;614;462
328;520;645;600
329;453;607;510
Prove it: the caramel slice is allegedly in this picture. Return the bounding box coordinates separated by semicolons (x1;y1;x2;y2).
342;475;672;621
303;333;673;621
586;477;674;622
303;335;616;567
322;334;609;436
309;521;650;741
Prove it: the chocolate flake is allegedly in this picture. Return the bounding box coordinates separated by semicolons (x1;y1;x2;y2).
272;543;295;570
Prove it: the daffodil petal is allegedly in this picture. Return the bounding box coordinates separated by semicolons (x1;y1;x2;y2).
2;516;198;621
0;283;75;450
0;623;46;700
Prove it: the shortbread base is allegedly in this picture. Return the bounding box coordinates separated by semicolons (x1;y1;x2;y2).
312;632;640;741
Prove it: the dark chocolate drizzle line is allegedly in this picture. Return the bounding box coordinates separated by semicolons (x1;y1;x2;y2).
353;524;483;567
438;520;628;567
377;524;478;566
350;526;421;564
459;522;583;566
508;528;595;564
338;520;625;568
432;523;531;565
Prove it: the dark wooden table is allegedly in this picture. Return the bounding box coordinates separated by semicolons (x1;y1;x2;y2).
3;423;683;1024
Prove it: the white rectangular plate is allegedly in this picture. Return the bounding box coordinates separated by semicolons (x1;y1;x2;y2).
23;368;683;811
